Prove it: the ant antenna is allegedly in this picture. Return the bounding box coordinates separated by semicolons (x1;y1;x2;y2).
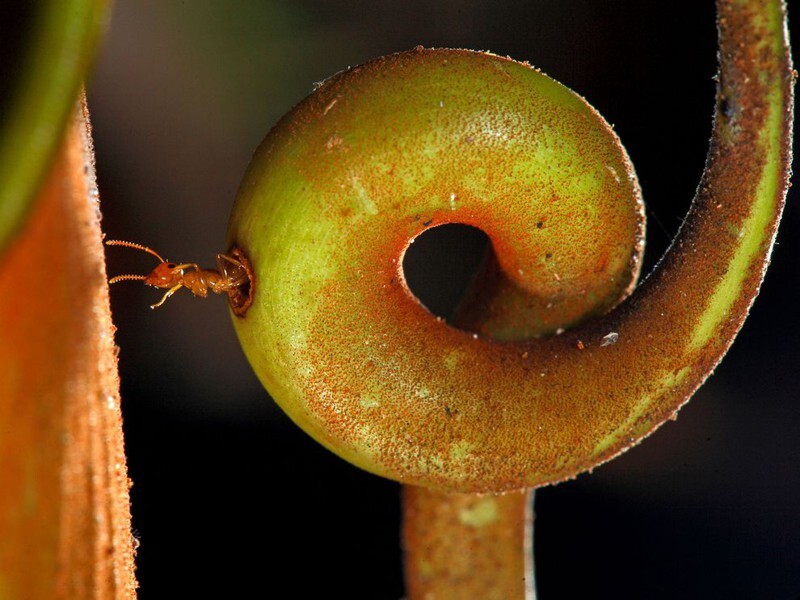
106;239;166;263
108;273;148;285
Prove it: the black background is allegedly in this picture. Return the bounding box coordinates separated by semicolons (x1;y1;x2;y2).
89;1;799;598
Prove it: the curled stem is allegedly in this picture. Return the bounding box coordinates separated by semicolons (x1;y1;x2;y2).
229;0;793;493
401;0;793;596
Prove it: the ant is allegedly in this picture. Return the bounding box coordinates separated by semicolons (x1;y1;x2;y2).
105;240;251;309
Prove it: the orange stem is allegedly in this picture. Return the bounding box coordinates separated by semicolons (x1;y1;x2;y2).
0;97;136;598
403;486;535;599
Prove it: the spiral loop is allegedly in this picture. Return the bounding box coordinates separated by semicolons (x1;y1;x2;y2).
228;0;793;494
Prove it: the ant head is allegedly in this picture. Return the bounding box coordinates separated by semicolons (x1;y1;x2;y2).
105;239;182;289
144;261;182;288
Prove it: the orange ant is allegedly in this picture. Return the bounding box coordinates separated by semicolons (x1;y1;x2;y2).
105;240;251;310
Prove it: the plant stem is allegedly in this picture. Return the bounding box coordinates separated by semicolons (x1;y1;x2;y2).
401;0;793;596
0;98;136;599
403;486;535;599
0;0;110;251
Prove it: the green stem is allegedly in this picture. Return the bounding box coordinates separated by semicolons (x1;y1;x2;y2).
0;0;110;251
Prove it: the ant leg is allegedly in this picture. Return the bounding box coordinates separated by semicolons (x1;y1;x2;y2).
218;254;243;267
217;254;244;275
174;263;202;272
150;284;183;309
217;254;249;286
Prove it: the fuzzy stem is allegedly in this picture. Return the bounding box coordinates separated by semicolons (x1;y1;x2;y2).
403;486;535;599
0;97;136;599
401;0;792;596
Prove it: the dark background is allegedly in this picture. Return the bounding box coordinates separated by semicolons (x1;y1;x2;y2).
88;1;799;598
